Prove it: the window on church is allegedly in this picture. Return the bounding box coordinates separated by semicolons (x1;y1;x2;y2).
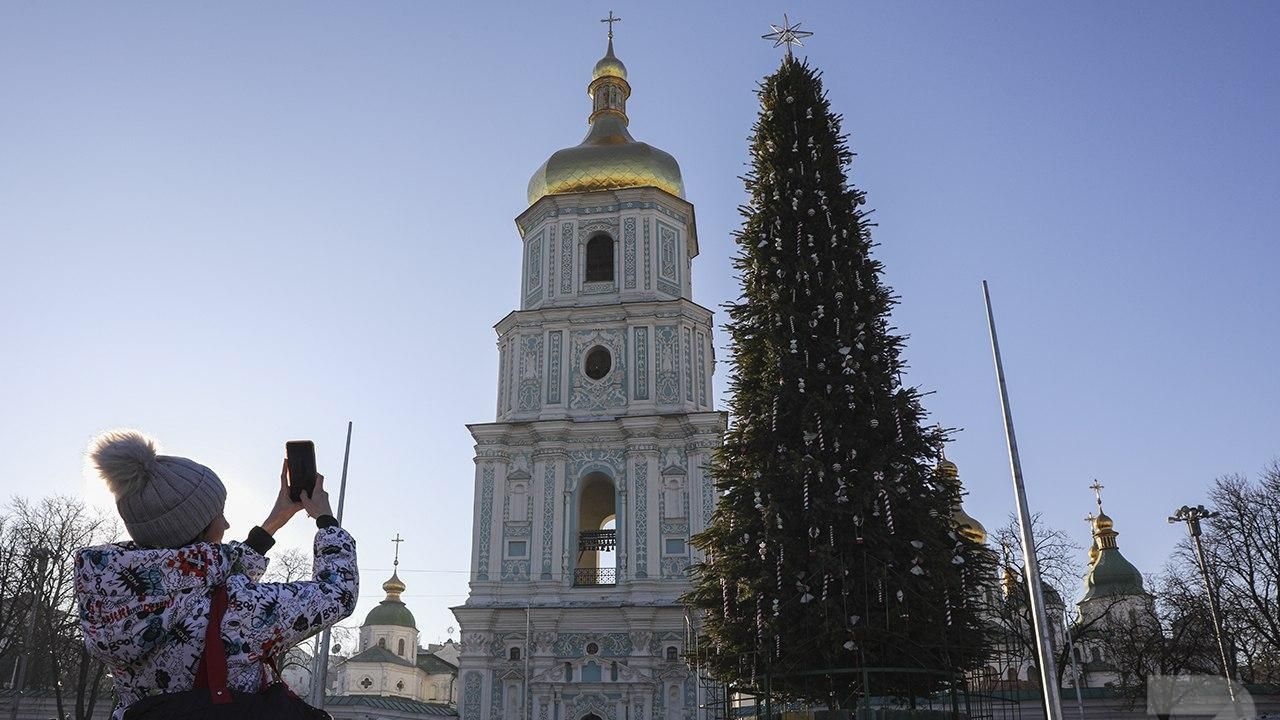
360;677;373;689
611;661;619;681
509;647;521;661
564;662;573;682
666;646;678;662
585;234;614;282
398;638;405;656
378;638;386;649
507;540;528;558
663;538;686;556
584;346;612;380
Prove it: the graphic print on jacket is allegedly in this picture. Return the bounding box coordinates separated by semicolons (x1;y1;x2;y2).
75;527;358;719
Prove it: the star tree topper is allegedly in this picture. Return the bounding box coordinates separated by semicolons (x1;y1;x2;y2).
762;13;814;57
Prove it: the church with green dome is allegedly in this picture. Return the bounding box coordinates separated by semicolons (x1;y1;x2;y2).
331;543;461;710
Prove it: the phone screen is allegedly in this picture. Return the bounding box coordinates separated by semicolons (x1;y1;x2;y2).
285;440;316;502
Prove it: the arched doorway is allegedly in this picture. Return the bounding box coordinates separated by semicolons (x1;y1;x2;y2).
576;472;617;586
582;714;604;720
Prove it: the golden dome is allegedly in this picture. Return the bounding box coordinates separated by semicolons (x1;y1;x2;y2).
1093;511;1114;532
382;571;406;598
527;38;684;206
935;457;987;544
954;509;988;545
593;38;627;81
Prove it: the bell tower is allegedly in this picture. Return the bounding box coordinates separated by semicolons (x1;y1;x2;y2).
453;24;725;720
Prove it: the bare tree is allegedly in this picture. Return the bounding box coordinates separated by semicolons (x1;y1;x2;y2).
1192;462;1280;683
1;495;119;720
264;547;313;583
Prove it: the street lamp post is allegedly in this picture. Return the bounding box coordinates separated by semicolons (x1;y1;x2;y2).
1168;504;1236;704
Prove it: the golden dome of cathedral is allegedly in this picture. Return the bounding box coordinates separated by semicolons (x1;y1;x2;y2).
527;38;685;205
936;458;988;544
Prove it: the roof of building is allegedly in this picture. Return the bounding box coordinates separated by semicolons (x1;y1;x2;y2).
325;694;458;717
342;644;417;669
416;652;458;674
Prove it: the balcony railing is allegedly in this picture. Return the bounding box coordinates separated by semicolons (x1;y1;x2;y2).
574;567;617;586
578;529;616;552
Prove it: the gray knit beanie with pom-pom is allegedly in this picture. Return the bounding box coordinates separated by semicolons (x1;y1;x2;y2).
90;430;227;548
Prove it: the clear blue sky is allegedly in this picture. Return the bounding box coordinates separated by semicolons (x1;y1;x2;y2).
2;2;1277;645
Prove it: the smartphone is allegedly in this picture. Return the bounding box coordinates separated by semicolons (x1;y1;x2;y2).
285;440;317;502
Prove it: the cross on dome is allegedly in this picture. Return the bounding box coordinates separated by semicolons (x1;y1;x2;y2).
601;11;622;40
1089;479;1105;511
392;532;404;567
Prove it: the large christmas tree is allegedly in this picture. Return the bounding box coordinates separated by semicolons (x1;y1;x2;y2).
686;55;993;703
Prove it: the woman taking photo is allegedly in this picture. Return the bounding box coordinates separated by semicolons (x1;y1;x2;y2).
74;430;359;719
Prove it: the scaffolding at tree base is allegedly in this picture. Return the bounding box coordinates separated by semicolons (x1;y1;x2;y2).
696;666;1028;720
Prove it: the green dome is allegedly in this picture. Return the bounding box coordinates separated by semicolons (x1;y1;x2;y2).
1082;548;1145;601
364;599;417;629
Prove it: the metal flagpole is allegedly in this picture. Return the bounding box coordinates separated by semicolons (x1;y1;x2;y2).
982;281;1064;720
312;421;353;709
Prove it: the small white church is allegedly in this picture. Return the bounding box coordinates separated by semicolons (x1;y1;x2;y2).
452;24;725;720
328;548;461;710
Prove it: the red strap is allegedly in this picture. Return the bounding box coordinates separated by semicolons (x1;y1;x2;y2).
193;586;233;704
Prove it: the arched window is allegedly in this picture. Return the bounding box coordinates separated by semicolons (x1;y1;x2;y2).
509;647;521;661
563;662;573;682
378;638;386;649
610;661;619;681
398;638;405;656
585;235;614;282
665;646;678;662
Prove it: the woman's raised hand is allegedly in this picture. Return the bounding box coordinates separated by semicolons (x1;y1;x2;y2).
301;471;334;520
262;459;305;534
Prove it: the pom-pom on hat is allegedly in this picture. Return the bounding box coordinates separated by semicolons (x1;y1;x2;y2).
90;430;227;548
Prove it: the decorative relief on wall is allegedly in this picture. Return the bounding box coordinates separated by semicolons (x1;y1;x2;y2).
517;334;544;414
463;672;482;720
526;229;543;299
560;222;574;294
582;281;616;295
654;326;679;405
696;331;707;408
660;555;690;580
567;449;626;487
477;465;495;580
623;217;637;289
546;331;563;405
643;218;652;290
657;222;677;280
633;327;649;401
551;633;633;658
497;343;509;417
489;670;503;720
541;464;556;579
501;558;530;582
682;329;693;402
633;459;648;578
568;329;627;412
656;221;680;296
570;693;617;720
547;224;557;298
521;201;688;231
